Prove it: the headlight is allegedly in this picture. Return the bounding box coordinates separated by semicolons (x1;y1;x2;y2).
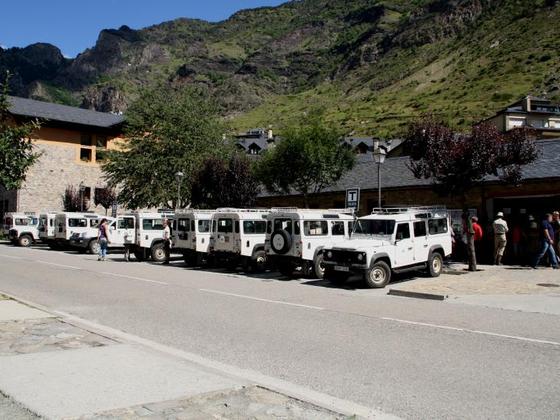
357;253;363;261
326;251;333;259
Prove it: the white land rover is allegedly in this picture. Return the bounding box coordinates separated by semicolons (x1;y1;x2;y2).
54;212;102;248
323;207;452;288
209;209;269;272
265;208;355;278
130;211;175;263
173;209;214;266
3;213;39;247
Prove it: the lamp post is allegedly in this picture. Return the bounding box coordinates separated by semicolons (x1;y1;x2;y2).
175;171;184;209
78;182;85;212
373;147;386;209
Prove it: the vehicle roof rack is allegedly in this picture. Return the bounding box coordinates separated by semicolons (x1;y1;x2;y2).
215;208;269;213
271;207;355;214
371;206;448;215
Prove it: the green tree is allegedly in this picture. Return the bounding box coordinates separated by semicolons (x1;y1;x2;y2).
62;185;82;212
94;187;118;215
102;85;228;209
0;72;40;190
191;153;259;209
256;116;356;207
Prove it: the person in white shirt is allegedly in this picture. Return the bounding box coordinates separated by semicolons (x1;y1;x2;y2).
492;212;509;265
162;218;171;265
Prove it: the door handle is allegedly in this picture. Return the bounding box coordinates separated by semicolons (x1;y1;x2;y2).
408;247;413;251
424;244;428;248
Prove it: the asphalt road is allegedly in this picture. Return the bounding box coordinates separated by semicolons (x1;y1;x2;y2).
1;243;559;419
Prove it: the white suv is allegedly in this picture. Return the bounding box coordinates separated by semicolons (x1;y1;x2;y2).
4;213;39;247
209;209;269;272
38;213;57;247
173;209;214;266
265;208;355;278
130;212;175;262
323;207;452;288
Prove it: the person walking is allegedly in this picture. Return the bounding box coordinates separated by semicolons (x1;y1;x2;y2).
532;213;559;269
492;212;508;265
471;216;483;262
97;218;110;261
162;218;171;265
552;211;560;255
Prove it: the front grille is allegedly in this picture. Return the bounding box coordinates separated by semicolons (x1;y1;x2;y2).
328;250;359;264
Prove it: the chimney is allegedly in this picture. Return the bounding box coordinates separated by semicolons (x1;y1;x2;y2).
267;128;273;141
522;96;531;112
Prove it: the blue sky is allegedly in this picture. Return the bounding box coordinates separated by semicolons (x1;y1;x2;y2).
0;0;286;57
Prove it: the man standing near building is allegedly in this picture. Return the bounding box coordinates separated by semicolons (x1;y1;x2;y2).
532;213;559;269
492;212;508;265
162;218;171;265
471;216;483;262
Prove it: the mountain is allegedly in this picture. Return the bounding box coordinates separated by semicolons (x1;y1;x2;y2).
1;0;559;136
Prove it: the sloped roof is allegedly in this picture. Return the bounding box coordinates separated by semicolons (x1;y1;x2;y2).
7;96;124;129
261;139;560;197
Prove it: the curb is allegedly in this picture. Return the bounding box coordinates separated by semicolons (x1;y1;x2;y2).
387;289;447;301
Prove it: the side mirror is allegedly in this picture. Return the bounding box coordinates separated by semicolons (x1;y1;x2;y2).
110;226;116;231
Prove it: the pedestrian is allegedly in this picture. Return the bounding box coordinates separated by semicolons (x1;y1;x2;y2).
162;218;171;265
552;211;560;255
511;223;522;260
97;218;110;261
531;213;559;269
472;216;483;262
492;212;508;265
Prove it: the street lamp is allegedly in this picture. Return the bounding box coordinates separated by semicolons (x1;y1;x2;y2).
373;147;386;209
175;171;184;209
79;182;85;212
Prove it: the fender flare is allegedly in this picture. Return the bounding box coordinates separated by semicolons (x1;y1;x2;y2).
251;244;265;257
429;245;445;257
370;252;392;268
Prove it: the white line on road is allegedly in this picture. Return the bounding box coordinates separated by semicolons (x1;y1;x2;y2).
35;260;82;270
382;317;560;347
0;254;24;260
200;288;325;310
101;272;168;285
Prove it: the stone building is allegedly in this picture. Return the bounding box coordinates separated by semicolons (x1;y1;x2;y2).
0;96;124;216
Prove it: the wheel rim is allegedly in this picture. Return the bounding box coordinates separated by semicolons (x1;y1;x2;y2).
432;256;442;273
369;267;386;284
92;243;100;254
21;237;30;246
317;259;325;276
154;248;165;261
255;254;266;269
272;235;284;252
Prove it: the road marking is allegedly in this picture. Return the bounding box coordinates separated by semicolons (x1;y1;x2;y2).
0;254;24;260
101;272;168;285
381;317;560;347
200;288;325;310
35;260;82;270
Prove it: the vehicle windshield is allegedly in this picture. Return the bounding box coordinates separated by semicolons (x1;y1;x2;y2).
353;219;395;237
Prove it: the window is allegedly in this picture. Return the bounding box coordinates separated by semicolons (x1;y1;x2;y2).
354;219;395;235
143;219;164;231
428;218;448;234
235;221;240;233
273;218;293;234
243;220;267;234
414;221;427;237
331;221;345;236
118;218;135;229
212;220;217;232
96;135;108;161
178;218;190;232
69;218;87;228
198;220;210;233
396;223;411;240
304;220;328;236
80;148;92;162
15;218;30;226
89;219;100;228
218;218;233;233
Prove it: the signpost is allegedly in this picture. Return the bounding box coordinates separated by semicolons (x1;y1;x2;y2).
111;202;118;219
345;188;360;212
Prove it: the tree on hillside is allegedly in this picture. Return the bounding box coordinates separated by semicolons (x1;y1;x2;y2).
255;116;356;207
0;72;40;190
62;185;82;212
94;187;118;215
406;116;538;271
191;153;259;209
102;85;228;209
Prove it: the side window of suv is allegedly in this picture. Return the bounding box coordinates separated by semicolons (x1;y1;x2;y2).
414;221;427;237
331;221;345;236
396;223;411;240
428;218;448;234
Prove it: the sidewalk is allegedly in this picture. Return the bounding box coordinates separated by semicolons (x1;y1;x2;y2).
390;264;560;315
0;294;356;419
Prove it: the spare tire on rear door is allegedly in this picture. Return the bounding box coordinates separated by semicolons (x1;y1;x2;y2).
270;230;292;254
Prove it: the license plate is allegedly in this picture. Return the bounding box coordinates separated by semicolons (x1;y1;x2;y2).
334;265;350;272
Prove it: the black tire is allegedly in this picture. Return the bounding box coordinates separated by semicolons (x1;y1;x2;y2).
250;249;268;273
428;252;443;277
133;248;146;262
365;261;391;289
151;242;166;263
324;268;349;286
313;254;325;279
183;250;194;266
270;230;292;254
18;235;32;247
88;239;100;255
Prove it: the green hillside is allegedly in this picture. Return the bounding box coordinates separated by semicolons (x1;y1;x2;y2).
1;0;558;136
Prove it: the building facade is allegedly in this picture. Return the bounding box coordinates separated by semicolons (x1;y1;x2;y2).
0;96;124;216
